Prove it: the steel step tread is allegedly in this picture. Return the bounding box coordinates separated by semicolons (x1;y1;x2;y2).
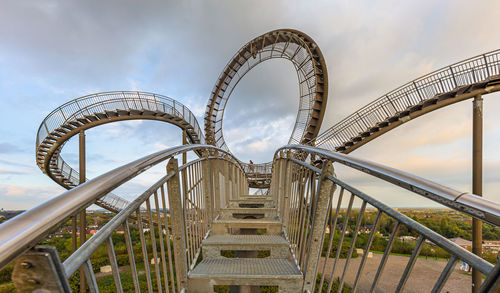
189;258;301;278
221;207;276;213
203;235;288;246
214;218;281;224
230;198;274;202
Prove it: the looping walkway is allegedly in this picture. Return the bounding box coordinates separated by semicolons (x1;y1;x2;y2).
35;91;204;210
205;29;329;187
314;50;500;153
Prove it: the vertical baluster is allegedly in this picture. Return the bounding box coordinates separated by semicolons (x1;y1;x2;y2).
317;187;344;291
160;185;176;293
299;170;314;267
396;235;425;292
154;191;170;292
137;209;153;293
431;255;458;293
297;168;308;265
326;193;354;293
183;165;192;268
338;201;367;292
191;164;201;255
122;220;140;292
190;163;200;258
352;210;382;292
82;259;99;293
146;198;162;292
370;221;400;293
105;237;123;293
292;166;302;251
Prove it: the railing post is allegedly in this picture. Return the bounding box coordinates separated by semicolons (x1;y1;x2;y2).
277;152;285;218
202;152;214;225
225;155;230;205
239;168;245;196
282;151;294;232
231;160;237;199
213;151;221;217
302;160;335;292
166;158;188;291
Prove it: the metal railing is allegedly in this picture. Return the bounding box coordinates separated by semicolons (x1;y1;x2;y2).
314;49;500;151
35;91;206;211
0;145;247;281
205;29;328;150
205;29;329;185
36;91;204;149
271;145;500;292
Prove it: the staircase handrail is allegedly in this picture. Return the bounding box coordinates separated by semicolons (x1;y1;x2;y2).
276;144;500;227
0;144;242;269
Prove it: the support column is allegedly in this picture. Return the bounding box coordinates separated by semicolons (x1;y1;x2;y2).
282;152;293;232
79;130;86;293
232;161;237;199
213;152;221;218
166;158;188;290
202;153;213;228
302;161;335;292
472;95;483;293
225;155;230;206
181;131;188;213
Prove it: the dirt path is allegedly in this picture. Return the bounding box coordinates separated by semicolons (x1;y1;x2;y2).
319;254;471;293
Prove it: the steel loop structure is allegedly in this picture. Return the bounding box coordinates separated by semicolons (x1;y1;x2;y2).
35;91;204;210
205;29;328;183
314;49;500;153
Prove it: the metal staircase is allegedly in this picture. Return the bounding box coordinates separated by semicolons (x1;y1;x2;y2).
190;194;303;293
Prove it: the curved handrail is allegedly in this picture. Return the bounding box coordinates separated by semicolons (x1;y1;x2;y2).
314;49;500;152
205;29;328;182
35;91;206;210
0;144;242;269
277;144;500;227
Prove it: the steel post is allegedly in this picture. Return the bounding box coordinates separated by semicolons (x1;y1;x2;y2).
472;95;483;292
302;161;335;292
78;130;86;293
282;152;293;231
166;158;188;290
213;152;221;216
202;153;213;227
225;155;230;205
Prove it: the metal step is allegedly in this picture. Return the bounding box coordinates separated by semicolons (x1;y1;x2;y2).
212;218;282;235
202;235;289;259
238;195;273;201
188;258;302;293
219;207;277;219
228;198;275;208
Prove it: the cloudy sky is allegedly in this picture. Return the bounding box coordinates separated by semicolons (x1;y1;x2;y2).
1;0;499;210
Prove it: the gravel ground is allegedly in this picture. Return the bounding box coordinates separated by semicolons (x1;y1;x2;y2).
318;254;472;293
